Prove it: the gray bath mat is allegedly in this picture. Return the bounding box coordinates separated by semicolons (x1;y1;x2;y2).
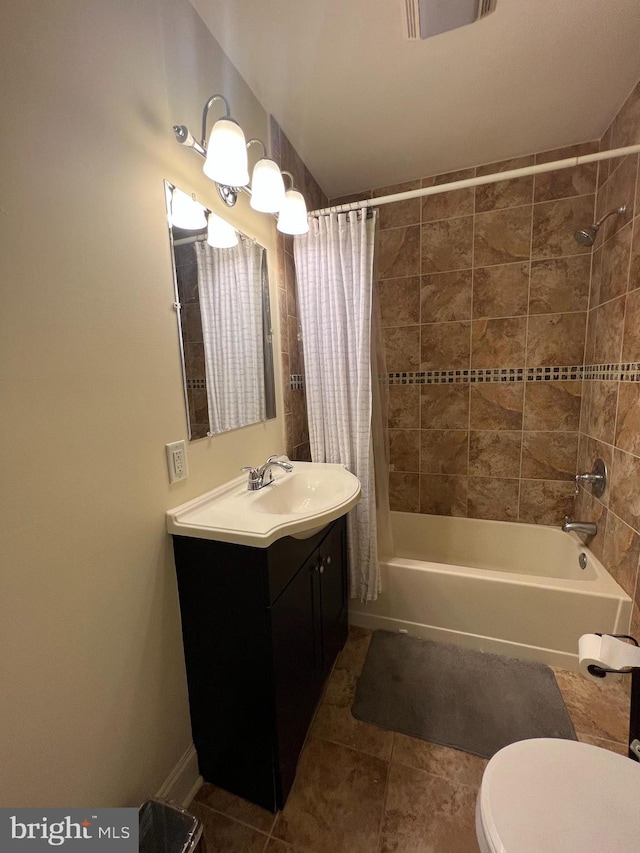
352;631;576;758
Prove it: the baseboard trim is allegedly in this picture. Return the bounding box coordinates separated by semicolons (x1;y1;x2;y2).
156;743;203;808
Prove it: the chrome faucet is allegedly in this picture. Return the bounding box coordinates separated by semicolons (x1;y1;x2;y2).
562;519;597;537
242;455;293;491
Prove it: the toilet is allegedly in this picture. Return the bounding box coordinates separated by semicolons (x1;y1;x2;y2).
476;738;640;852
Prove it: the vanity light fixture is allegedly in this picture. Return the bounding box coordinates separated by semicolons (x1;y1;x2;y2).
207;212;239;249
247;139;286;214
173;94;306;233
170;188;207;230
277;171;309;235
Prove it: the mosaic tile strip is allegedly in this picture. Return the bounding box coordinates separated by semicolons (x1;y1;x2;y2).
386;364;640;385
289;374;304;391
186;378;206;390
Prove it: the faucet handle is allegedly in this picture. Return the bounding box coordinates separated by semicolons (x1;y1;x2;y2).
242;466;260;479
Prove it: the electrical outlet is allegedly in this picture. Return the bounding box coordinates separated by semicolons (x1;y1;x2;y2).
166;440;188;483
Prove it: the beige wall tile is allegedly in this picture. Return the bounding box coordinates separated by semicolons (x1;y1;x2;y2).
610;447;640;532
630;220;640;290
604;155;637;239
474;205;532;266
389;385;420;429
526;312;587;366
378;225;421;279
521;431;579;480
421;384;470;429
534;141;598;201
601;512;640;598
600;222;633;304
420;270;472;322
594;296;625;363
622;288;640;361
529;256;590;315
469;383;524;430
421;217;474;273
611;81;640;149
518;480;575;525
473;262;529;319
421;321;471;370
523;381;582;431
389;429;420;472
420;474;468;516
389;472;419;512
476;156;534;213
586;381;618;445
616;382;640;455
468;477;520;522
374;181;421;230
469;430;522;477
421;169;475;222
420;429;469;475
383;325;420;371
379;278;421;327
471;317;527;368
532;195;595;260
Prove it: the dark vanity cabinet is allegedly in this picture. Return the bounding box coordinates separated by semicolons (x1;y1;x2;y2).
172;515;348;811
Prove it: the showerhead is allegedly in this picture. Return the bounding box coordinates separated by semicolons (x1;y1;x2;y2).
574;225;598;246
574;204;627;247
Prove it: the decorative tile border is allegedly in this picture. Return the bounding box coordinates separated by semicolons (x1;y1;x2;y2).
386;363;640;385
288;363;640;391
186;378;206;390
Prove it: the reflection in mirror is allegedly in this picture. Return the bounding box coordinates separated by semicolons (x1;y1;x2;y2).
165;182;276;439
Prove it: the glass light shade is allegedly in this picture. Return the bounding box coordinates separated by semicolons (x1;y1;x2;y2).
250;158;286;213
203;118;250;186
207;213;238;249
171;189;207;230
277;189;309;235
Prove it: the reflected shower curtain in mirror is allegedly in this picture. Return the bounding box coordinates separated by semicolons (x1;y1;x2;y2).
194;239;265;433
294;210;381;601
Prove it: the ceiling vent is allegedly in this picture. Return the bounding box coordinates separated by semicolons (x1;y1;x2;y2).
405;0;497;40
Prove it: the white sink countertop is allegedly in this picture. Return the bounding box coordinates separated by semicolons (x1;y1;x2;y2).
166;460;361;547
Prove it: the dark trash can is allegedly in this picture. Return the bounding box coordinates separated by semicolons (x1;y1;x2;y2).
139;799;202;853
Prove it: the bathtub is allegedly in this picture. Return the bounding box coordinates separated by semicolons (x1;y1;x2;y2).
349;512;632;671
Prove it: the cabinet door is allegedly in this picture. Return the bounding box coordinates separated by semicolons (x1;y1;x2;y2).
319;517;349;674
270;551;324;806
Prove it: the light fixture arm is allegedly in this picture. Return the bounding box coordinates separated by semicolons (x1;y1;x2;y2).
281;170;295;190
200;94;231;148
246;138;267;159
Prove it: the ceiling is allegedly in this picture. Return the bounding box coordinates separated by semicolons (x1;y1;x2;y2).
189;0;640;199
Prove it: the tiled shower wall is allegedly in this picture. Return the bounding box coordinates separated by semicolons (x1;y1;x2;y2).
574;80;640;635
270;116;327;460
333;144;601;524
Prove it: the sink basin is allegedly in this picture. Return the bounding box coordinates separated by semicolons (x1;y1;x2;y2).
166;460;361;547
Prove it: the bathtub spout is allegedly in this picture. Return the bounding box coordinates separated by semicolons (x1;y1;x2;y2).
562;520;597;537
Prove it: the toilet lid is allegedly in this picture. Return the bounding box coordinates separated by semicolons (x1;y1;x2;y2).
479;738;640;853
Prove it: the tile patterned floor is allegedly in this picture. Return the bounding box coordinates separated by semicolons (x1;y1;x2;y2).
192;626;632;853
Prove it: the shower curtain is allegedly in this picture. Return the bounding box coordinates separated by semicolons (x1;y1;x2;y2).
194;238;265;434
294;209;385;601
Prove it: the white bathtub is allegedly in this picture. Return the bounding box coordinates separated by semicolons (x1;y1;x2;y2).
349;512;632;670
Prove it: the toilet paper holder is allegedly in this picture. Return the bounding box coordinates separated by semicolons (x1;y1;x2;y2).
586;633;639;678
584;633;640;763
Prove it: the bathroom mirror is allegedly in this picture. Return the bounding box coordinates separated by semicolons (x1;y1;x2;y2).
165;182;276;440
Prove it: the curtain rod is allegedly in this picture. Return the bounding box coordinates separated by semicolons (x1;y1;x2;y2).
309;144;640;216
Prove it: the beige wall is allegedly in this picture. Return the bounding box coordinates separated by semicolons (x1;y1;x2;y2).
1;0;286;806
